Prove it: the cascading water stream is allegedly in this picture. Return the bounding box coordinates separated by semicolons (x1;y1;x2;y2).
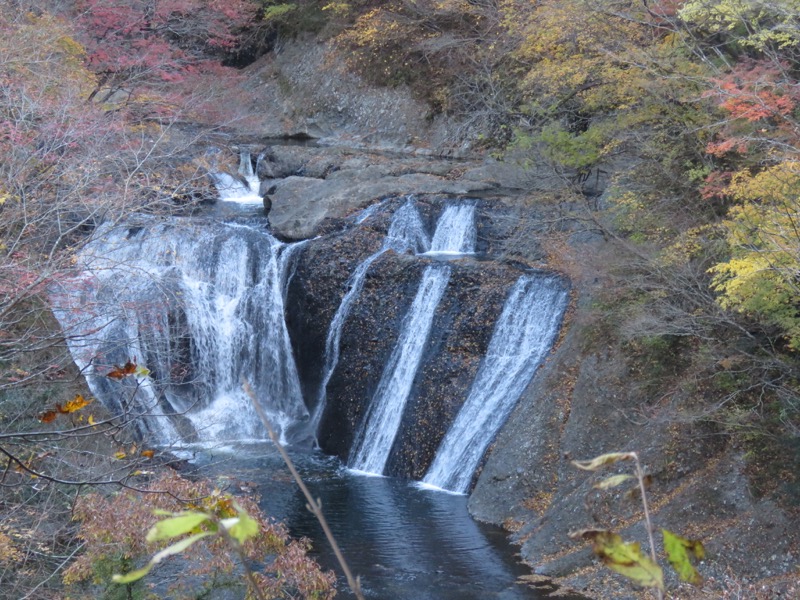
310;199;429;434
422;274;569;493
348;202;477;475
427;203;477;255
51;218;308;446
211;150;262;204
349;266;452;474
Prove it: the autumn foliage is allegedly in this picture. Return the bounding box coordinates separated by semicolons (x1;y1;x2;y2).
76;0;259;102
64;472;336;598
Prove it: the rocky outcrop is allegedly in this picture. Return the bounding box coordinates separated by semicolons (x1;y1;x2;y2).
203;142;565;240
467;231;800;598
222;37;468;151
285;196;552;478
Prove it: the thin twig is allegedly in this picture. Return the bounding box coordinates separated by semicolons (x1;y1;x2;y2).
632;452;663;600
242;380;364;600
18;541;86;600
218;524;268;600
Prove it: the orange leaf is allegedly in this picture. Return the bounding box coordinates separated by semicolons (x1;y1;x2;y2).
106;360;137;379
141;449;155;459
38;410;58;423
61;394;92;413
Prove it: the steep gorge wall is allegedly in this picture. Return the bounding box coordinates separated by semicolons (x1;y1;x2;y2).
208;33;799;596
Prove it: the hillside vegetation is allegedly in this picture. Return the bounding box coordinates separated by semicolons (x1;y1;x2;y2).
1;0;799;597
266;0;800;513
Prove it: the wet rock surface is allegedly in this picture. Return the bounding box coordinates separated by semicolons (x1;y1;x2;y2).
285;196;549;477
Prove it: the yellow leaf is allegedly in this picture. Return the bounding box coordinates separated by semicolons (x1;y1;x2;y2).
572;452;635;471
662;529;705;585
114;451;126;460
61;394;92;413
593;474;635;490
570;529;664;591
88;415;96;426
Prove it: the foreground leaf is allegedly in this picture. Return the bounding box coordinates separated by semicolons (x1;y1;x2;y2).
662;529;704;585
146;512;212;542
572;452;635;471
570;529;664;590
112;532;212;583
593;474;635;490
221;506;260;545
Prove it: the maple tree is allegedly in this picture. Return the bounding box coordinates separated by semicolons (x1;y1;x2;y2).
75;0;260;103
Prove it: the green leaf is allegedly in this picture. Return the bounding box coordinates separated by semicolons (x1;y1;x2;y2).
662;529;704;585
593;474;635;490
572;453;635;471
221;506;260;545
111;564;153;584
113;532;212;583
570;529;664;591
146;512;212;542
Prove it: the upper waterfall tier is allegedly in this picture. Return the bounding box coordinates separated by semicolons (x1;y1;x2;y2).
211;150;262;204
427;203;477;256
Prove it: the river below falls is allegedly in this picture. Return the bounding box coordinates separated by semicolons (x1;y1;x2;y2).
191;443;584;600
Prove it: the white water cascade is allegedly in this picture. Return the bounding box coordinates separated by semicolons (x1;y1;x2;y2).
348;202;478;474
310;199;430;433
349;266;451;474
211;150;262;204
50;218;308;446
422;274;568;493
427;203;477;256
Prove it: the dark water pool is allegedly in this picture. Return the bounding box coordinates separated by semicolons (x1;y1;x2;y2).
195;444;583;600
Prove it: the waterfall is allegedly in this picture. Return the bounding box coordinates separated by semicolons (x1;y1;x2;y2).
211;150;262;204
310;199;430;433
347;202;476;474
422;274;568;493
349;265;451;474
51;218;308;446
427;203;477;255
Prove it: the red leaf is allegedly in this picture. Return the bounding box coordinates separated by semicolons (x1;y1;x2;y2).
106;360;137;379
38;410;58;423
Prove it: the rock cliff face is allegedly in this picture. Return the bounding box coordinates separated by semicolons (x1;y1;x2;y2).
285;196;544;480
